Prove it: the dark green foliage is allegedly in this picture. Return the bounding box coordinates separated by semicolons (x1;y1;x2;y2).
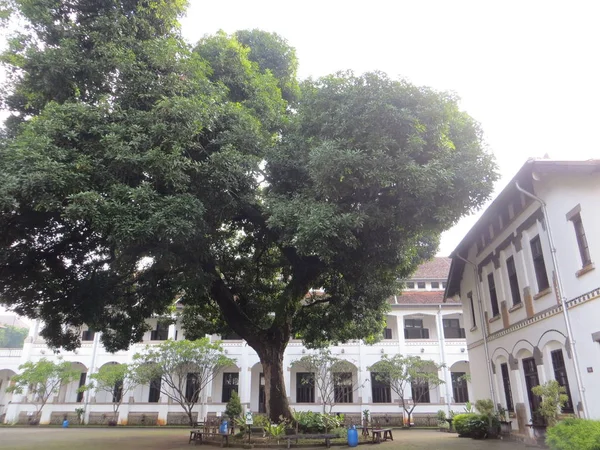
235;29;300;103
466;416;489;439
454;413;499;439
0;325;28;348
453;413;478;436
225;391;243;421
546;419;600;450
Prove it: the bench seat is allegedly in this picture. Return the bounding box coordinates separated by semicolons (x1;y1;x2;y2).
371;428;393;444
284;433;339;449
189;430;229;447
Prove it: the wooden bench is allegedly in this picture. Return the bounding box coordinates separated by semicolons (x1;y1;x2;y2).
189;430;229;447
371;428;393;444
284;433;339;449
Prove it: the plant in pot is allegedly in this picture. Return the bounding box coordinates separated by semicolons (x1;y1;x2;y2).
75;407;85;425
475;399;499;438
530;380;569;445
437;410;449;432
447;410;456;432
496;406;512;436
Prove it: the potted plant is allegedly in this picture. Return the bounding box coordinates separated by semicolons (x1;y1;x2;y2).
530;380;569;446
447;410;456;432
362;409;370;426
496;406;512;436
474;399;499;438
437;410;449;432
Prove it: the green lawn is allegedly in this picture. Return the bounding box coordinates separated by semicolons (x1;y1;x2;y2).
1;427;529;450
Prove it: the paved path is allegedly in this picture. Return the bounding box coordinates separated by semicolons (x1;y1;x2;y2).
0;427;530;450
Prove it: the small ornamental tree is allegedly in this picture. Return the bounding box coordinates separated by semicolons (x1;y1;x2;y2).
6;358;79;424
370;355;444;426
292;349;360;414
225;390;242;422
532;380;569;427
133;338;234;426
80;363;138;424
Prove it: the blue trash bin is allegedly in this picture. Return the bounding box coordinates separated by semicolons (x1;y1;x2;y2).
347;425;358;447
219;420;228;434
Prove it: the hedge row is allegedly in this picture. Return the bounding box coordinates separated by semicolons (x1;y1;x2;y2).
546;418;600;450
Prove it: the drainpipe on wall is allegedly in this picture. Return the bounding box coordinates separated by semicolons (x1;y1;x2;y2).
455;254;497;406
515;181;589;419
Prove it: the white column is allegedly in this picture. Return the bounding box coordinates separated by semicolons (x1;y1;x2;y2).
284;358;292;405
435;309;452;413
83;331;101;424
358;340;370;406
168;324;176;340
396;312;405;353
239;343;251;407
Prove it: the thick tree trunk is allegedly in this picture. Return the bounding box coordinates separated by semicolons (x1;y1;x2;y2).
252;339;292;423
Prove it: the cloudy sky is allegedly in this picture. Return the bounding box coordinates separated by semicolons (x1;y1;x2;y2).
180;0;600;255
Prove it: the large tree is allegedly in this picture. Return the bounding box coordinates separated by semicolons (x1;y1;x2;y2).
0;1;496;422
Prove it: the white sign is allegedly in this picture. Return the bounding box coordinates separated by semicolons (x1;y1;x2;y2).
245;411;253;425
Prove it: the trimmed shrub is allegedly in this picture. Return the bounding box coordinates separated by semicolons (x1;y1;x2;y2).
453;413;478;437
466;416;488;439
546;418;600;450
292;411;344;433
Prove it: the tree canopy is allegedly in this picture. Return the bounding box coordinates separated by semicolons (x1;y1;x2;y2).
81;362;138;422
0;0;496;421
369;354;445;424
133;338;234;426
292;349;360;414
6;357;79;422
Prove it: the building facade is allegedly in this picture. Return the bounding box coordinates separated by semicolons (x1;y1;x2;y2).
1;258;471;425
446;159;600;436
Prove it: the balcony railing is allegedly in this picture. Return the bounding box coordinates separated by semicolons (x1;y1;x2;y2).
444;328;466;339
0;348;22;357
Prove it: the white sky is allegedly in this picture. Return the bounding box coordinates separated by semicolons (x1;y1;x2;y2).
180;0;600;256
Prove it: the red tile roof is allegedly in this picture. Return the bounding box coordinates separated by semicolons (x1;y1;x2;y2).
411;257;451;279
393;291;460;305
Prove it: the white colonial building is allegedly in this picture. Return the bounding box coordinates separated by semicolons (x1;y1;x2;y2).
1;258;471;425
446;159;600;437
